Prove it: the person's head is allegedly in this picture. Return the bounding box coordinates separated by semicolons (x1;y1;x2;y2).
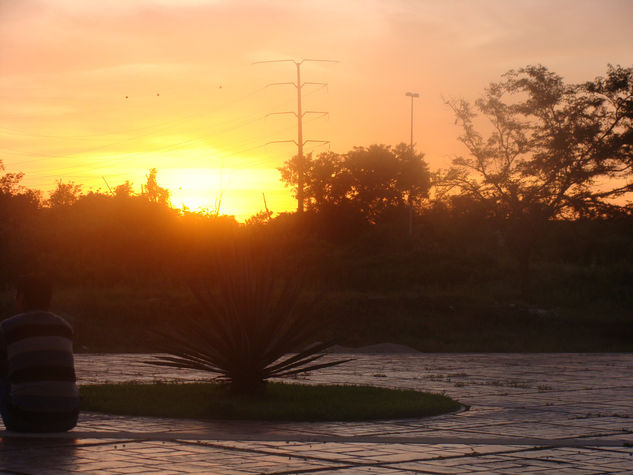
15;274;53;312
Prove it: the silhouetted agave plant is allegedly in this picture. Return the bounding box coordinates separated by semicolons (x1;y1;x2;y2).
148;252;350;395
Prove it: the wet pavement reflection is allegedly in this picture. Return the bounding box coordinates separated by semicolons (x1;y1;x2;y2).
2;353;633;473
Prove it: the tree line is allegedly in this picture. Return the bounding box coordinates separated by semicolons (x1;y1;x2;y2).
278;65;633;295
281;65;632;221
1;64;632;301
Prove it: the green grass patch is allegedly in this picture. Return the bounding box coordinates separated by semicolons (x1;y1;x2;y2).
80;382;461;422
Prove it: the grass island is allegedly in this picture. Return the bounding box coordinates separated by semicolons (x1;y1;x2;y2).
80;382;462;422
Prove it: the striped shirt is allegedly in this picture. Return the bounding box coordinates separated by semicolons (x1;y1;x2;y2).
0;311;79;414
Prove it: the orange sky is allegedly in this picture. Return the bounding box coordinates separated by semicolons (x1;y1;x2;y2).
2;0;633;220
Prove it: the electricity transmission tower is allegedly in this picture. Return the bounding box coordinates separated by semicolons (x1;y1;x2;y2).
253;59;338;214
405;91;420;236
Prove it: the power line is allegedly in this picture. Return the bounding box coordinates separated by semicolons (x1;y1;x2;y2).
7;76;334;197
253;58;337;214
3;82;328;170
0;86;269;140
3;112;268;170
26;109;319;179
9;112;326;195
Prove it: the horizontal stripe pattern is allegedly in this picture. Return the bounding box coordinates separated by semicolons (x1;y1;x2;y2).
5;402;78;431
10;395;80;413
6;350;75;373
10;365;76;384
1;311;79;414
7;336;73;359
2;312;73;332
4;324;73;344
10;381;79;398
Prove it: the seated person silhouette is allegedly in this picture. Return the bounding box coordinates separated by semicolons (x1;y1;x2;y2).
0;275;79;432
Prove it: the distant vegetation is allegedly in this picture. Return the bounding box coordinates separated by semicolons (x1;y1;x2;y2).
1;64;632;352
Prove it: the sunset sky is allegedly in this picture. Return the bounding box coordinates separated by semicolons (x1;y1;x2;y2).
2;0;632;220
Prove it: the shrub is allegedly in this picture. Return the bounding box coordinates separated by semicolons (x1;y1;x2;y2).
148;249;350;395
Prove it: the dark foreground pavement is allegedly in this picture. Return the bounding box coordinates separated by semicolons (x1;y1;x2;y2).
2;353;632;473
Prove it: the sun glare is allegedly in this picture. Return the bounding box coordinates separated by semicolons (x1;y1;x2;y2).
160;167;294;220
2;0;631;222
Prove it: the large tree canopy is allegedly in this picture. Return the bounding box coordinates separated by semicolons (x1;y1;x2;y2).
442;65;633;297
0;160;40;215
279;144;431;223
443;64;633;221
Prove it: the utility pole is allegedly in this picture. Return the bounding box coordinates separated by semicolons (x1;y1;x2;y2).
296;62;304;213
405;91;420;237
254;59;337;214
405;91;419;151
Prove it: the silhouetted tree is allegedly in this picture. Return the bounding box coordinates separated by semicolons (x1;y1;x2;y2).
583;64;633;200
279;144;431;224
47;180;82;208
114;180;135;199
0;161;40;206
0;164;26;196
246;209;273;226
143;168;170;206
280;151;346;211
444;64;633;296
0;162;42;285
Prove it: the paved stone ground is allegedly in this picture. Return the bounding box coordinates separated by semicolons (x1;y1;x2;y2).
2;353;633;473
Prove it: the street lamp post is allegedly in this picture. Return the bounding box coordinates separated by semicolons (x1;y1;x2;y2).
405;92;419;150
405;91;419;237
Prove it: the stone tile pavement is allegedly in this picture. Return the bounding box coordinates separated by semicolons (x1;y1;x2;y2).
2;353;633;473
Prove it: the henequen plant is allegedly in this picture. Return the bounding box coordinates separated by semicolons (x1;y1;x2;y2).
148;251;350;395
